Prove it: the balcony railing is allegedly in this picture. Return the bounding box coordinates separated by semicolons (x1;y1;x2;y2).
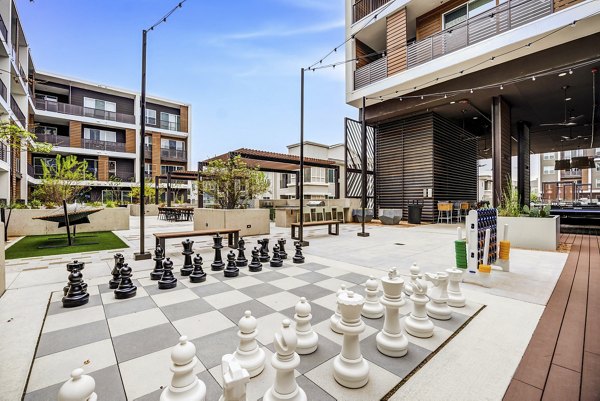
82;138;126;152
352;0;392;23
10;95;26;127
35;98;136;124
406;0;553;69
144;144;152;159
0;78;6;102
34;133;70;147
0;14;7;42
160;148;187;162
562;169;582;178
0;143;7;163
159;120;181;131
354;56;387;90
18;63;25;81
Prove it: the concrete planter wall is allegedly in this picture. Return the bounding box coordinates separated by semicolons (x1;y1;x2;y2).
0;223;4;297
497;215;560;251
129;204;159;216
194;208;270;237
6;207;130;237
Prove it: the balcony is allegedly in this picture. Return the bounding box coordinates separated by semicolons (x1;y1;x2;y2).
144;144;152;159
34;132;70;147
0;78;6;102
82;138;126;153
562;169;582;179
354;56;387;90
160;148;187;162
0;143;7;163
352;0;392;23
159;120;181;131
35;98;136;124
10;96;26;127
0;14;6;42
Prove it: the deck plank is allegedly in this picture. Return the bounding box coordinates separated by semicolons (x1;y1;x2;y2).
581;351;600;401
541;364;580;401
503;379;542;401
585;235;600;355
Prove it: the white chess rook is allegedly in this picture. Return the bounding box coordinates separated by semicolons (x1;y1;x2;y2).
161;336;206;401
376;268;409;357
333;291;370;389
233;311;266;377
263;319;307;401
404;279;434;338
219;354;250;401
425;272;452;320
404;263;421;296
58;368;97;401
362;276;384;319
446;268;466;307
330;284;346;333
294;297;319;355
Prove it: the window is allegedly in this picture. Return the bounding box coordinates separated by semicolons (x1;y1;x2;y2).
33;157;56;176
36;125;58;135
596;162;600;172
35;93;58;102
84;128;117;142
160;112;180;131
108;161;117;177
543;166;555;174
327;168;336;183
85;158;98;178
543;153;555;160
312;168;325;183
443;0;496;29
161;138;185;151
596;179;600;188
484;180;492;190
443;4;467;29
144;163;153;177
279;174;289;189
160;165;183;175
84;97;116;112
146;109;157;125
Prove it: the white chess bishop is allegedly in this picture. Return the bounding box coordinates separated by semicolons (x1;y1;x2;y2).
219;354;250;401
161;336;206;401
361;276;384;319
233;310;266;377
404;278;434;338
376;268;409;357
294;297;319;354
58;368;97;401
330;284;347;333
446;268;466;307
425;272;452;320
404;263;421;296
263;319;307;401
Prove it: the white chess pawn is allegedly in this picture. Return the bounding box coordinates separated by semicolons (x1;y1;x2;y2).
362;276;384;319
425;272;452;320
376;268;409;357
404;279;434;338
58;368;97;401
161;336;206;401
263;319;307;401
404;263;421;296
233;311;266;377
333;291;370;389
329;284;346;333
294;297;319;354
446;268;466;308
219;354;250;401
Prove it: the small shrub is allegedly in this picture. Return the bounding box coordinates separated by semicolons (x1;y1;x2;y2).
44;201;57;209
104;200;116;208
29;199;42;209
89;201;102;207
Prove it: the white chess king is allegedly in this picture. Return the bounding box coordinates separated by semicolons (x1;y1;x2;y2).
233;310;266;377
161;336;206;401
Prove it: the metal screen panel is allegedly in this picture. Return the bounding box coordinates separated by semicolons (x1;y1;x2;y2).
345;117;375;202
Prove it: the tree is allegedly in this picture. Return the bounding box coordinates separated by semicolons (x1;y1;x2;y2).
131;179;156;203
0;122;53;153
31;155;94;206
201;155;269;209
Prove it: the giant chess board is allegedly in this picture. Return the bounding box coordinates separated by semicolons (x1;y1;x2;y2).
23;254;484;401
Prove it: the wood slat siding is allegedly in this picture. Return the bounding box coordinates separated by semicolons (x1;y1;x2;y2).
152;132;161;177
125;129;136;153
492;96;511;207
356;39;377;69
387;8;407;76
180;106;189;133
553;0;584;11
416;0;465;40
69;121;82;148
98;155;109;181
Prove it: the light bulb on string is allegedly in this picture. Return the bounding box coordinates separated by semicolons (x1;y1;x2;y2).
470;89;474;94
500;84;504;90
532;76;536;81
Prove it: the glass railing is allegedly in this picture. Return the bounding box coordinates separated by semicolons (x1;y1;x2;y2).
160;148;187;161
0;78;6;102
159;120;181;131
34;132;70;147
35;98;136;124
10;95;26;127
82;138;126;152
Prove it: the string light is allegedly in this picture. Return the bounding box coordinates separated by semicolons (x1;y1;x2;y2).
532;76;536;81
569;69;573;74
470;89;474;93
500;84;504;90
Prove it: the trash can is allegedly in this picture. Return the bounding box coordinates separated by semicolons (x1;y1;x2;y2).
407;202;423;224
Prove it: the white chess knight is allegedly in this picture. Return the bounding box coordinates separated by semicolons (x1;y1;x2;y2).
404;278;435;338
446;268;466;308
233;310;266;377
219;354;250;401
58;368;97;401
294;297;319;354
333;291;370;389
376;268;409;357
161;336;206;401
263;319;307;401
330;284;347;333
425;272;452;320
404;263;421;296
362;276;384;319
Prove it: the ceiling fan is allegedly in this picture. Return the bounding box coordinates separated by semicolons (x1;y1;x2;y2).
540;86;585;127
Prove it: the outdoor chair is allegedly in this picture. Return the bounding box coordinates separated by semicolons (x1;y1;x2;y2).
437;202;453;224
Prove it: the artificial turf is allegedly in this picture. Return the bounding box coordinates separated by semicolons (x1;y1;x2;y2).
5;231;128;259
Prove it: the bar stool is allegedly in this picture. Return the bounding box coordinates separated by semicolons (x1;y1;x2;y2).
437;202;453;224
459;202;470;222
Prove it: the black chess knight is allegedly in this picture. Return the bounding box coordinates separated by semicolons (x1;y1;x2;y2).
248;247;263;272
150;245;165;280
109;253;124;289
293;241;305;264
62;265;89;308
236;237;248;267
211;234;225;271
224;251;239;277
258;238;270;263
114;263;137;299
158;257;178;289
180;239;194;276
270;244;283;267
189;254;207;283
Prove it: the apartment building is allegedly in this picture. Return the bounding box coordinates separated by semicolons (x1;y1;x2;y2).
344;0;600;220
538;148;600;201
0;0;191;204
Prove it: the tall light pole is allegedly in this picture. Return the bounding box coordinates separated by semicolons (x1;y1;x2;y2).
357;96;369;237
298;68;308;246
134;1;186;260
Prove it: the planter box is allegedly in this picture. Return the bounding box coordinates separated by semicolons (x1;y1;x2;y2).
6;207;130;237
194;208;270;237
497;215;560;251
379;208;403;225
0;222;4;297
129;204;159;216
352;209;374;223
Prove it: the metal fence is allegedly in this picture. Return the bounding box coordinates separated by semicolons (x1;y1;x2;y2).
352;0;392;23
354;56;387;90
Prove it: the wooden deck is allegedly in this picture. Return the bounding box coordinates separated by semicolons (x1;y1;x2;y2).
504;233;600;401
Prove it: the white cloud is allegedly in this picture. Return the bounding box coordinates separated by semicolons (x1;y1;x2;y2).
221;19;345;41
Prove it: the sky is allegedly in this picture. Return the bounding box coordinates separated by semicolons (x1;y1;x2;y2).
16;0;356;164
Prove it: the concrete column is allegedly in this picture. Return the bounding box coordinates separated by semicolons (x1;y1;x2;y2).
491;96;511;207
517;121;531;208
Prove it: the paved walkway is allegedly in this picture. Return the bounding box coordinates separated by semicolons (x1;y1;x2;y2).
503;233;600;401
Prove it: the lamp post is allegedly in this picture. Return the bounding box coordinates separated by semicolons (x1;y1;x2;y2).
298;68;308;246
357;96;369;237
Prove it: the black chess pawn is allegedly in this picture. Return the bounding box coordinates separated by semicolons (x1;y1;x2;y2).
248;247;263;272
114;263;137;299
180;239;195;276
64;260;87;296
109;253;124;289
150;245;165;280
62;267;89;308
224;251;239;277
277;238;288;259
158;257;178;290
292;241;305;264
236;237;248;267
189;254;207;283
211;234;225;271
270;244;283;268
258;238;270;263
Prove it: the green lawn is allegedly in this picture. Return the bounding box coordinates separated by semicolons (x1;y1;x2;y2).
6;231;128;259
